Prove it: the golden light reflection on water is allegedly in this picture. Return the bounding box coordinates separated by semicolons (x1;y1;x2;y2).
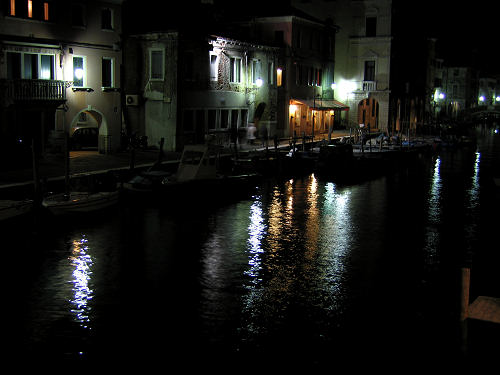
69;235;94;329
241;177;355;321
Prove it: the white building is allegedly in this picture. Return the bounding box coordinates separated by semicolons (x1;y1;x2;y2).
0;0;123;156
293;0;392;132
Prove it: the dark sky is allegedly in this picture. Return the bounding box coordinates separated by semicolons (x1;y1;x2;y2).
122;0;500;76
421;2;500;75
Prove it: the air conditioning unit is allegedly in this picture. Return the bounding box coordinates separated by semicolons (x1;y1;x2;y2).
126;94;139;106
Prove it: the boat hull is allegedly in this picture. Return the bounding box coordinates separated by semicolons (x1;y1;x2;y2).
42;191;119;215
0;200;33;221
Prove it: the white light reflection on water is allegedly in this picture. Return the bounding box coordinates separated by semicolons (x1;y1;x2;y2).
424;157;442;265
245;196;266;283
318;182;352;302
464;152;481;259
468;152;480;209
69;235;94;329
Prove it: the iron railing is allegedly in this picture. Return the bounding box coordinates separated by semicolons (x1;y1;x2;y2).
1;79;71;101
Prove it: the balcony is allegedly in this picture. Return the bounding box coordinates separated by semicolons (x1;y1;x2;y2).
362;81;377;92
1;79;71;103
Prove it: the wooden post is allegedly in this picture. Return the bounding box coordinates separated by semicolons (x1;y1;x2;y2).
64;132;70;198
130;137;135;171
460;267;471;354
461;267;470;321
31;138;40;204
158;137;164;165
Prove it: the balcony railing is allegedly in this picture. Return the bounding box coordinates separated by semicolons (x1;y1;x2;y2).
362;80;377;92
1;79;71;101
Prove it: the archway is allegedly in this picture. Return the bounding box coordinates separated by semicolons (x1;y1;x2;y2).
358;97;379;131
69;107;109;153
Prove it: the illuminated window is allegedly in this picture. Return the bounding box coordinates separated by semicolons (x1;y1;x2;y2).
149;49;164;81
230;57;241;83
40;54;54;79
44;2;49;21
24;54;38;79
102;58;113;87
7;52;54;79
10;0;15;16
277;68;283;87
268;61;274;85
73;56;85;87
27;0;32;18
209;53;218;81
252;59;261;85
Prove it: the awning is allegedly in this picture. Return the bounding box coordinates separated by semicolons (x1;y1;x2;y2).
291;98;349;110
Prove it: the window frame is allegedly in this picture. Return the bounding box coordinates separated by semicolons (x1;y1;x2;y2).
230;57;242;83
364;60;376;82
101;7;113;30
71;2;86;28
209;52;219;82
101;57;114;88
149;48;165;81
6;51;55;80
251;58;261;85
73;55;86;87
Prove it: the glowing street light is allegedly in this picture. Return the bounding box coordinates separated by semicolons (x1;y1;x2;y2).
255;78;263;87
74;68;84;80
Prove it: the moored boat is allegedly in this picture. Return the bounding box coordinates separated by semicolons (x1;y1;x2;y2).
0;199;33;221
42;190;119;215
123;144;261;198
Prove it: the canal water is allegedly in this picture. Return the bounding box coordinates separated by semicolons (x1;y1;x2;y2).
4;127;500;370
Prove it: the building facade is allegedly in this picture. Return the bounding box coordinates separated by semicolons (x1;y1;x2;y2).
123;32;279;151
441;67;478;120
292;0;392;133
0;0;123;160
246;12;346;139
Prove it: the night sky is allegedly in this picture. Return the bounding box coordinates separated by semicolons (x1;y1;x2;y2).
416;1;500;75
122;0;500;76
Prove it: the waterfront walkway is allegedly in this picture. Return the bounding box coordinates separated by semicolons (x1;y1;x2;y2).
0;130;352;193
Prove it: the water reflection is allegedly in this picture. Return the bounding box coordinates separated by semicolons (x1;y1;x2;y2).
464;151;481;260
69;235;94;329
319;182;352;305
238;177;355;343
424;156;442;266
245;196;265;283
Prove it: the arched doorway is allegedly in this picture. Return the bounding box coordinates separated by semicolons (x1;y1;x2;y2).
358;97;379;131
70;107;109;153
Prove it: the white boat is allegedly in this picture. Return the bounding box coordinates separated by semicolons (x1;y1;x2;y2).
41;132;120;215
123;144;260;196
42;190;119;215
0;199;33;221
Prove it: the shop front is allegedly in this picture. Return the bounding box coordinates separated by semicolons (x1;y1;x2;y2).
289;99;349;139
